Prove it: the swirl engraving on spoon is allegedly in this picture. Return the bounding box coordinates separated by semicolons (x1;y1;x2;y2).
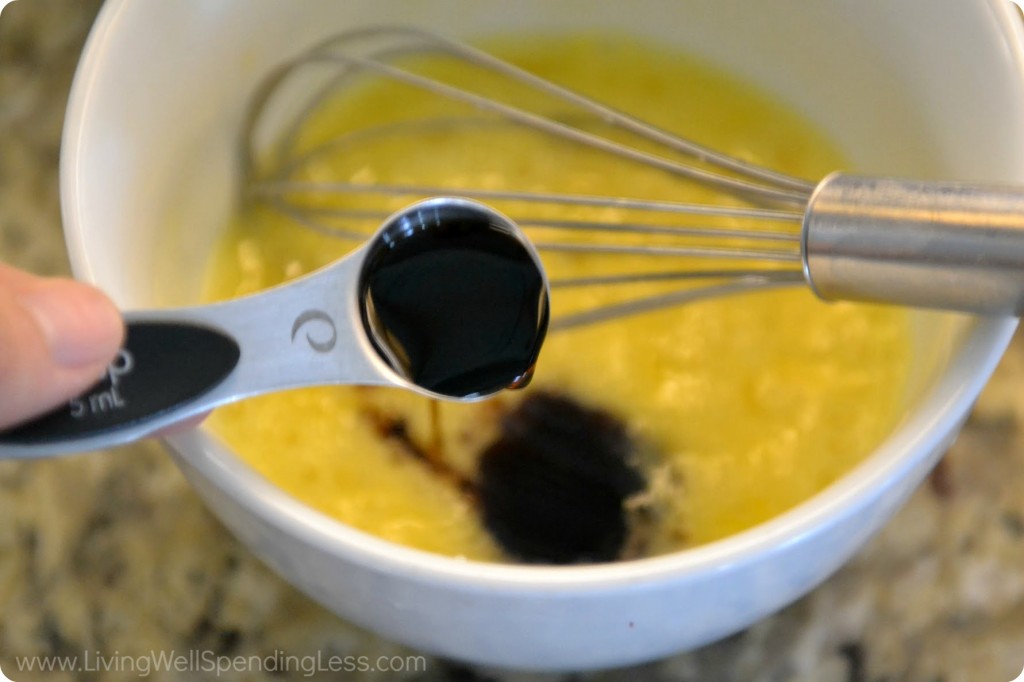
291;309;337;353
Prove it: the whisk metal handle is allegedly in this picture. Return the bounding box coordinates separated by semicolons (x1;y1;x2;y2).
803;173;1024;316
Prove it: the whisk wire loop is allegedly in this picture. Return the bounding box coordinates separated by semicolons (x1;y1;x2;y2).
242;26;820;327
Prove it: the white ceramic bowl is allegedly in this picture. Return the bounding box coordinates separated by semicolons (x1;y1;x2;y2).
63;0;1024;671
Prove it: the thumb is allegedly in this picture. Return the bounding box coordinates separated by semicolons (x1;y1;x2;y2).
0;270;124;429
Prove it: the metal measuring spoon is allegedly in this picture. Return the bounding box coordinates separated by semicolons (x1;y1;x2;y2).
0;198;550;458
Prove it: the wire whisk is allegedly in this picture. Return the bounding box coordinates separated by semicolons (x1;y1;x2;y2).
241;26;1024;328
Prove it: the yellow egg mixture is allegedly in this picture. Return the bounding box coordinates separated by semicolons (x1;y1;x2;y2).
203;35;912;562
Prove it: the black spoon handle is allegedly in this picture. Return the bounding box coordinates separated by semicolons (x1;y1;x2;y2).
0;320;240;451
0;250;387;458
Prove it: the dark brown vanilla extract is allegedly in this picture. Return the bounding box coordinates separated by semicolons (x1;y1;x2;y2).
477;392;647;564
359;201;548;399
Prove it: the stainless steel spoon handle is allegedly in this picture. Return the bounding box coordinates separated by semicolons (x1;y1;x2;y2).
0;197;550;459
804;173;1024;315
0;248;389;458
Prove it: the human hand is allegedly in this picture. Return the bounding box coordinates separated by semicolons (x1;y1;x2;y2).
0;263;124;429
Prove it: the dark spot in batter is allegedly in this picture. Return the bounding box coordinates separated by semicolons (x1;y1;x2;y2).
477;392;646;564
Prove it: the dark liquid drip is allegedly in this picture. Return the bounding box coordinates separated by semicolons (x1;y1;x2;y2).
428;399;443;464
359;202;549;399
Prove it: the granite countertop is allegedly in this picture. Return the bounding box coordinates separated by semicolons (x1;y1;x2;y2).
3;2;1024;680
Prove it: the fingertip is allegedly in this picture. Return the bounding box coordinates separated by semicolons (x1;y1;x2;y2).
0;278;125;430
16;279;125;368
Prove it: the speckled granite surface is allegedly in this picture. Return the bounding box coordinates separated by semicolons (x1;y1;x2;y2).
3;2;1024;680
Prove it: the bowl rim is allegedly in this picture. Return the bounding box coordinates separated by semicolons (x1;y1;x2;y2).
61;0;1024;593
